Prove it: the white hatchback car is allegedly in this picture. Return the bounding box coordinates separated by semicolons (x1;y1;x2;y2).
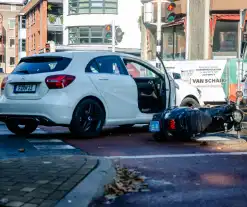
0;51;178;137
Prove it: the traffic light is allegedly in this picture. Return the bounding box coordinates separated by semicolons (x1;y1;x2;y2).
104;24;112;41
45;43;50;53
165;2;176;23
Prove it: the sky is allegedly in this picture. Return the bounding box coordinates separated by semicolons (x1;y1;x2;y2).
0;0;25;3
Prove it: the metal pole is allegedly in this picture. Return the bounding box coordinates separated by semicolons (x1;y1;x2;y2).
238;10;243;92
156;0;162;68
185;0;190;60
112;19;116;52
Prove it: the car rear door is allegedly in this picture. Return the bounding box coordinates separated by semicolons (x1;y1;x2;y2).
3;56;72;100
85;55;138;120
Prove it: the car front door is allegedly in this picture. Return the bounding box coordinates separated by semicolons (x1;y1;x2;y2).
85;55;138;121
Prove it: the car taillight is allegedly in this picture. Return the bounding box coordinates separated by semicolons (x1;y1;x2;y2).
45;75;75;89
168;119;176;130
1;76;8;90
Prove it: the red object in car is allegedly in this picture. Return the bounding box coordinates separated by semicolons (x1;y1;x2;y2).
126;63;140;78
45;75;75;89
1;76;8;90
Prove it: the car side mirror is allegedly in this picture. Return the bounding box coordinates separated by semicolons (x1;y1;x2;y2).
175;82;179;89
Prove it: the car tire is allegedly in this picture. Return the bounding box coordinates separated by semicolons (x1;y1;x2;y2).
70;99;105;138
6;119;38;136
180;97;200;108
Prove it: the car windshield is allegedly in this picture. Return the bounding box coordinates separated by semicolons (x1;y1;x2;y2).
12;56;72;74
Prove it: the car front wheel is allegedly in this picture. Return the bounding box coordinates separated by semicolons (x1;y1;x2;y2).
180;97;200;108
6;119;38;136
70;99;105;138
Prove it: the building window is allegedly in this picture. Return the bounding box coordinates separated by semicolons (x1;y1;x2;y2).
8;19;15;29
22;39;26;52
10;57;15;66
48;31;63;45
68;26;111;45
162;25;185;60
21;16;26;29
213;21;238;52
68;0;118;15
9;38;15;48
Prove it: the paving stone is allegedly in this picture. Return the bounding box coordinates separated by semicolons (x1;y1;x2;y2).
39;200;57;207
50;181;63;185
58;182;78;191
22;203;38;207
29;198;44;205
35;188;56;194
67;174;84;183
21;187;36;193
4;195;33;203
6;201;24;207
76;168;91;175
0;156;98;206
7;190;26;196
47;191;67;200
25;191;48;199
36;180;49;185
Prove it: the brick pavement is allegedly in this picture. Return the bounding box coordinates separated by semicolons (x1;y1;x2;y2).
0;155;98;207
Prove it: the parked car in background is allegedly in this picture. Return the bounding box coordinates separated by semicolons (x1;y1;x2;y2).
0;51;176;138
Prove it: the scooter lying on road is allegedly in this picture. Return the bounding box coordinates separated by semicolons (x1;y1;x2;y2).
149;102;245;141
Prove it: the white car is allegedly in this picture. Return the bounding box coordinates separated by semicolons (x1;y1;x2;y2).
0;51;176;137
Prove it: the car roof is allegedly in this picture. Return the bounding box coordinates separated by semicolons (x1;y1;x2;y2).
25;51;162;74
31;51;138;60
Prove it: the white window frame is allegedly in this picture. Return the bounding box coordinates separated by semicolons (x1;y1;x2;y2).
11;5;16;11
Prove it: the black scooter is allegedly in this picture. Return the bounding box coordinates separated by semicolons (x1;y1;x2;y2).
149;102;244;141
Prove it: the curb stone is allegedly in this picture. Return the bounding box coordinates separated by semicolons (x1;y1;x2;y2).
56;157;116;207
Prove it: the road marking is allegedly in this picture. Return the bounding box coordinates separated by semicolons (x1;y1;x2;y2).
33;145;75;150
27;139;63;143
103;152;247;159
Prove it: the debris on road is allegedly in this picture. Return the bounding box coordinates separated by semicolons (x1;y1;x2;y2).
18;148;25;152
103;166;149;204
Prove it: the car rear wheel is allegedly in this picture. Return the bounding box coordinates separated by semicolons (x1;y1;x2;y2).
70;99;105;138
6;119;38;136
180;97;200;108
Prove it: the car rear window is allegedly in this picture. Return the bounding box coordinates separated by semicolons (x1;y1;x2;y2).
12;56;72;74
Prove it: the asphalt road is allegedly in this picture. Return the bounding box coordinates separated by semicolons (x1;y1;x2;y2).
1;124;247;206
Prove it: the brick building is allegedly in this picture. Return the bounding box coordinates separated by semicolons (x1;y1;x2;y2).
15;0;62;64
0;0;23;73
142;0;247;60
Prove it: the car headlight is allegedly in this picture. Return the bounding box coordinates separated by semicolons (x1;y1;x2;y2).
232;110;244;123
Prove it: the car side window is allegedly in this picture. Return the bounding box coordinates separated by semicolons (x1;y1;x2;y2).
123;59;158;78
96;56;126;75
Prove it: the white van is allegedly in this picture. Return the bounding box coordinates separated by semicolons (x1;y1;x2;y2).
149;61;204;107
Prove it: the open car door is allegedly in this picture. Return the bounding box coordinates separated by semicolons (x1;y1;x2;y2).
156;53;176;108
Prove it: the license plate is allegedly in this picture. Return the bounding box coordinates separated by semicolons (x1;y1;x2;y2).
149;121;160;132
14;84;36;93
